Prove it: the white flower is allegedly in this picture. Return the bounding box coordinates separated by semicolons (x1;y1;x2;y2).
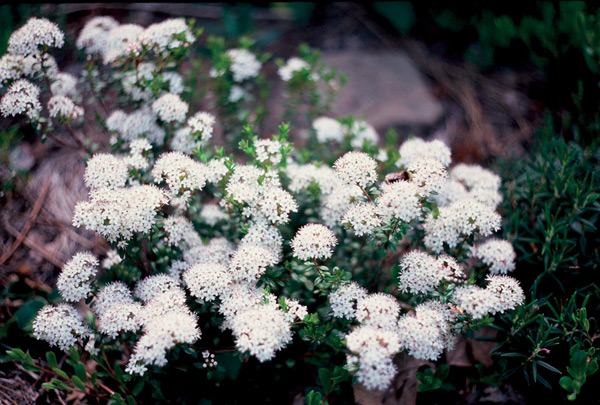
397;306;451;361
255;139;286;166
240;218;284;260
347;120;379;149
0;79;41;119
184;237;235;267
397;138;452;168
228;85;246;102
312;117;344;143
56;252;99;302
106;110;128;133
257;187;298;225
320;184;363;227
48;95;84;120
423;198;502;254
73;186;168;245
228;244;278;282
126;311;200;375
102;24;144;63
355;293;400;331
0;54;27;86
134;274;181;304
33;304;90;350
94;281;133;317
76;16;119;55
218;283;264;322
225;165;264;204
329;282;368;320
163;215;201;248
375;181;422;223
291;223;338;261
398;250;448;295
137;18;195;54
8;17;64;56
231;304;292;362
472;239;516;274
206;158;229;184
334;151;378;188
278;57;311;81
152;152;207;202
50;72;78;97
184;263;232;302
342;202;382;237
485;275;525;314
98;302;142;338
120;63;155;101
281;298;308;323
452;285;497;320
451;163;501;193
152;93;189;123
84;153;128;190
101;249;122;269
200;204;229;226
226;48;261;82
187;111;215;141
407;157;448;197
346;326;401;391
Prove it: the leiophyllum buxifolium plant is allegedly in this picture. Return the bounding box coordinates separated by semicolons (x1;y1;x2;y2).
1;16;524;402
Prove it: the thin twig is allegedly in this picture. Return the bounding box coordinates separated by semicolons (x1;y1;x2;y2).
0;178;51;266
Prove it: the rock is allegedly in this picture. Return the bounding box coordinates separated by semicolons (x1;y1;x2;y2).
321;51;444;128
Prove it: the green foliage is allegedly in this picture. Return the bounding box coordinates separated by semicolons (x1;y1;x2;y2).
416;364;451;392
559;344;598;401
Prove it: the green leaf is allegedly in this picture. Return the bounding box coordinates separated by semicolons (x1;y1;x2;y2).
46;352;58;369
537;360;562;374
74;363;87;383
71;375;86;391
42;383;59;390
69;346;80;363
52;367;69;379
318;368;332;394
14;297;46;331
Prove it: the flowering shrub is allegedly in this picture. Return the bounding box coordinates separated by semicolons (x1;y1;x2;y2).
2;15;526;403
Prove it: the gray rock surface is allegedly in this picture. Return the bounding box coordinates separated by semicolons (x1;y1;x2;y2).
322;51;444;128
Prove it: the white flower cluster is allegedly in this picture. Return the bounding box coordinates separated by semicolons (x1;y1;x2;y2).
94;282;142;338
240;217;284;260
152;93;189;123
101;249;121;269
436;163;503;208
225;48;261;82
342;202;382;237
407;157;448;197
76;16;120;56
73;185;168;247
187;111;216;142
347;119;379;149
84;153;128;189
453;275;524;320
8;17;64;56
50;73;78;97
228;244;278;282
346;326;401;391
184;263;232;302
278;57;311;81
184;237;235;267
48;95;84;120
396;138;452;168
471;239;516;274
254;139;285;166
334;151;378;189
0;54;29;86
329;282;368;319
291;223;338;261
397;251;465;295
341;289;402;391
33;304;90;350
423;198;502;253
375;181;422;223
199;204;229;226
163;215;201;248
152;152;207;203
312;117;344;143
56;252;99;302
0;79;41;119
137;18;194;54
397;302;455;361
